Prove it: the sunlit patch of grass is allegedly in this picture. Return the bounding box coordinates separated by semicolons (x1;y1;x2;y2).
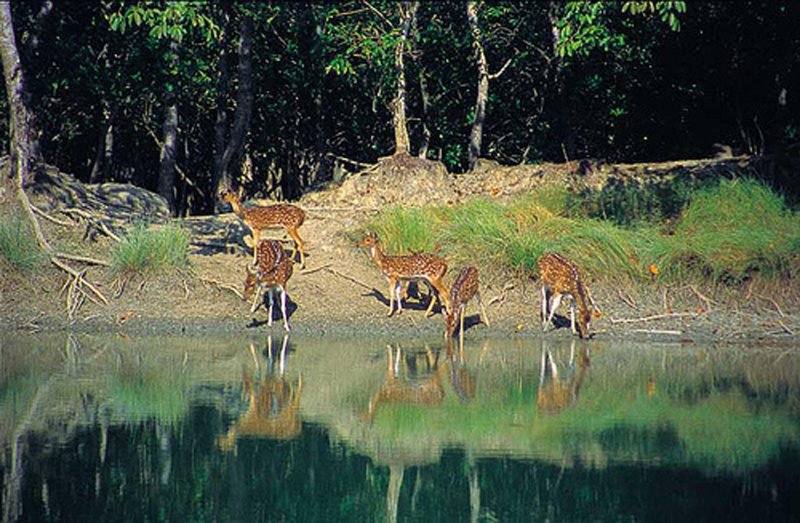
365;177;800;285
0;213;44;270
109;223;190;277
648;178;800;281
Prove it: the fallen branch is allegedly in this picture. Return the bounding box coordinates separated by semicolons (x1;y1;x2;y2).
609;312;699;324
777;320;794;335
755;294;785;317
54;252;110;266
323;267;374;291
299;263;332;276
326;152;377;170
689;285;713;311
631;328;683;335
199;276;244;300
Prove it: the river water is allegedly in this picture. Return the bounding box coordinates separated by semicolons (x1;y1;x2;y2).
1;331;798;522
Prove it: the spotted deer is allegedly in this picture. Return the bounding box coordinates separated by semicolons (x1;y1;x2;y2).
444;266;490;345
220;188;307;267
243;239;294;331
357;232;451;317
537;252;593;338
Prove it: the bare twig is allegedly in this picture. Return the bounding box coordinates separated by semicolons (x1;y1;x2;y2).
54;252;109;266
777;320;794;335
325;152;377;169
755;294;785;317
199;276;244;300
617;288;637;309
299;263;332;276
323;267;374;291
631;328;683;335
689;285;713;311
609;312;699;324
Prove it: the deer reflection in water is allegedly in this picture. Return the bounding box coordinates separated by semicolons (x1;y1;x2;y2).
364;344;447;424
218;333;303;452
536;339;591;415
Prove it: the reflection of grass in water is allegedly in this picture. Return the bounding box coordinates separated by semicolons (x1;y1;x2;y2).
108;372;189;423
369;383;799;473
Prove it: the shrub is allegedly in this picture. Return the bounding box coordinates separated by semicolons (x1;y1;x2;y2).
109;223;190;277
0;213;43;270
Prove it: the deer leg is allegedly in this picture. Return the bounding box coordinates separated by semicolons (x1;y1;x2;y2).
569;297;578;335
428;278;450;317
540;285;549;330
267;288;275;327
288;227;305;268
387;278;397;316
546;293;563;331
459;304;465;349
395;281;404;314
279;286;290;332
251;229;261;263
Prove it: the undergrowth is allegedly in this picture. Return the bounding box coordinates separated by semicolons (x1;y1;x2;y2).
109;223;190;277
0;212;44;270
362;177;799;284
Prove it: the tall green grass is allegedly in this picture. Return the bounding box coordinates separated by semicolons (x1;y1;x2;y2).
0;213;43;270
109;223;190;277
363;177;799;283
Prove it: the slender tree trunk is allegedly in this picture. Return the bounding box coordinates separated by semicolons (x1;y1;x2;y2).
391;1;418;157
89;103;114;183
0;2;42;186
466;1;489;171
220;13;253;192
212;0;231;210
417;67;431;159
547;0;572;161
157;38;180;214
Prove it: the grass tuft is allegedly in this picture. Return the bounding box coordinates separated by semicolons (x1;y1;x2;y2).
0;213;44;270
109;223;190;277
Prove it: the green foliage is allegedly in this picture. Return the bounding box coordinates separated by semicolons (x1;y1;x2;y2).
0;213;44;270
107;2;220;42
109;224;190;277
366;178;800;284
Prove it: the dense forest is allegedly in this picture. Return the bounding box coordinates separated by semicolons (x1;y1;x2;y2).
1;1;797;216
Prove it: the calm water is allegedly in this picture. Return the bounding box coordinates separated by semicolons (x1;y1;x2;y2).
1;331;799;522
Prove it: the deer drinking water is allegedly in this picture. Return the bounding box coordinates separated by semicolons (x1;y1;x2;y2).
445;266;490;345
357;231;451;317
537;252;593;339
243;239;294;331
220;188;307;268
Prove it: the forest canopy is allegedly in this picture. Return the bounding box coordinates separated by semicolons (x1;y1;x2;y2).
1;1;797;216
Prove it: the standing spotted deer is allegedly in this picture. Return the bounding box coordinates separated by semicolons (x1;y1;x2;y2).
358;232;451;317
243;239;294;331
445;266;490;345
537;252;593;339
220;188;307;268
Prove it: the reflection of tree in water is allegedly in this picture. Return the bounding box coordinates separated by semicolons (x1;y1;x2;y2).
218;334;303;451
536;339;591;415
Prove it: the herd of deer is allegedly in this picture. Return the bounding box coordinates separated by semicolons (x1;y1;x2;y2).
219;189;595;339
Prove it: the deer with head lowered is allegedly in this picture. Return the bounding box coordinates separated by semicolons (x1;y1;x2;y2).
537;252;593;339
357;231;451;317
445;266;490;345
219;188;307;268
243;239;294;331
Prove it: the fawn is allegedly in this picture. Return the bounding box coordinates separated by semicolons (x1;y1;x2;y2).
243;239;294;331
537;252;593;338
220;188;307;268
357;231;451;317
444;266;490;345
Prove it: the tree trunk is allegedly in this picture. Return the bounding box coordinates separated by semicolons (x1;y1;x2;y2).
0;2;43;186
157;38;180;214
212;0;231;210
220;13;253;193
89;103;114;183
466;1;489;171
417;67;431;159
391;2;418;157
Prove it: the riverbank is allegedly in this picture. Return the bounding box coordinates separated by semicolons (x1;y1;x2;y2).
1;155;798;345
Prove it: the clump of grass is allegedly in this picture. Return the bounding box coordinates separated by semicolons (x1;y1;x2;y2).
649;178;800;280
364;206;443;254
0;213;44;270
109;223;190;277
